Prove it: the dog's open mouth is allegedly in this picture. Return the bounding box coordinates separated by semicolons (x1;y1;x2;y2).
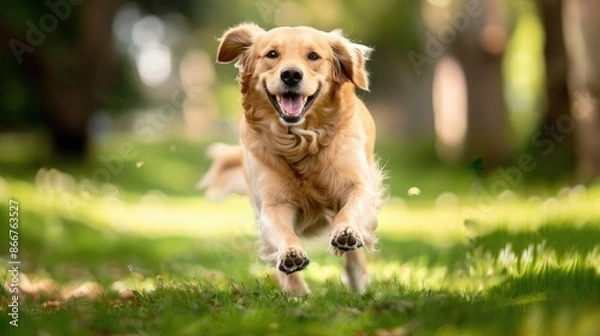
265;84;320;125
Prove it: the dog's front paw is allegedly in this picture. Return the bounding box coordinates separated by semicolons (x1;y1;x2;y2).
330;227;363;255
278;248;310;274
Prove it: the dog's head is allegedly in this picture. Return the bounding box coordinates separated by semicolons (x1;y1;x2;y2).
217;23;372;126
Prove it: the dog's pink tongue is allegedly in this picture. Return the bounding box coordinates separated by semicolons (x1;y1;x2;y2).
280;95;303;116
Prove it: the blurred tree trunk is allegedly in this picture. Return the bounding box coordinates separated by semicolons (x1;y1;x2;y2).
45;0;123;159
451;0;509;169
563;0;600;181
532;0;576;177
371;51;435;142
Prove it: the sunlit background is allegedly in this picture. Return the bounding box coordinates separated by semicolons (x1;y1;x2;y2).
0;1;551;160
2;0;598;180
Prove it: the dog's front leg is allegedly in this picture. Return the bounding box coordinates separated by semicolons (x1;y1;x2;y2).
330;187;379;254
329;187;378;291
258;203;311;294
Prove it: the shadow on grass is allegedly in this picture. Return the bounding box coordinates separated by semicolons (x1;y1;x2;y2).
471;221;600;258
416;266;600;335
489;265;600;303
0;208;259;283
376;237;468;268
378;221;600;269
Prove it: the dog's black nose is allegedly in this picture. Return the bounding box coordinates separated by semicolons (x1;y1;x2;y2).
280;67;303;86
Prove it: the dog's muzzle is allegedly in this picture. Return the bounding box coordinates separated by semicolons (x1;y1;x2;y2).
265;82;320;126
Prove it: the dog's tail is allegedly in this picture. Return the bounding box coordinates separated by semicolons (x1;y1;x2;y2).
197;142;249;201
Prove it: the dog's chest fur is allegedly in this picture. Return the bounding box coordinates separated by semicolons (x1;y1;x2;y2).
274;128;351;213
250;122;349;201
285;153;348;235
289;156;345;208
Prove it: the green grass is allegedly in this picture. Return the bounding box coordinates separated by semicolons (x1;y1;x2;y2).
1;136;600;335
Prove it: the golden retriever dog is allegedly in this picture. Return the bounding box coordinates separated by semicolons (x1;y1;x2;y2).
200;23;385;294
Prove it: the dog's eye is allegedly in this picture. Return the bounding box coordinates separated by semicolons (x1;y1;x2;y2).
307;52;320;61
266;50;279;59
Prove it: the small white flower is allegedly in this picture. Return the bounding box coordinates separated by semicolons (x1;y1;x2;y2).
536;239;547;254
521;244;534;266
498;243;517;267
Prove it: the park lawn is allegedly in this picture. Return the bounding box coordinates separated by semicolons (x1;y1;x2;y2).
0;137;600;335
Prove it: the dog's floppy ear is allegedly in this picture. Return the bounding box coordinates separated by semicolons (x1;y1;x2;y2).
217;23;265;63
328;30;373;91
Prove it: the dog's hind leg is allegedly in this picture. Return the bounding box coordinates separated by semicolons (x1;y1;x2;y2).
276;271;310;296
343;250;369;293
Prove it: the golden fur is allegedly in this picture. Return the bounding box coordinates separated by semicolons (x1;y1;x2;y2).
201;23;385;294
